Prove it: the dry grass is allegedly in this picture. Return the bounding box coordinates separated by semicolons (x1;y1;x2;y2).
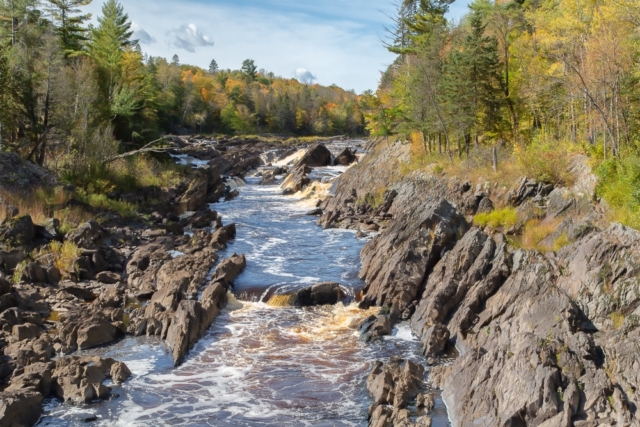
359;186;386;209
611;312;625;330
519;218;562;252
12;260;27;283
0;186;93;233
400;138;581;196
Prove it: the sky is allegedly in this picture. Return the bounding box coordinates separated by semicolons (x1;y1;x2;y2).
82;0;469;94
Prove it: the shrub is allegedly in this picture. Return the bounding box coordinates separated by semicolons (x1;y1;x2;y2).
473;207;518;229
553;233;571;252
76;191;138;218
515;138;574;186
611;312;625;330
47;241;82;278
12;260;27;283
597;155;640;230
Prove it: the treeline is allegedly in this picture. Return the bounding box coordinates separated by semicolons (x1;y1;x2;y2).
0;0;365;169
366;0;640;159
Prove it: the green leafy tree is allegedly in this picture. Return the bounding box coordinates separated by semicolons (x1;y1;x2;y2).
46;0;92;56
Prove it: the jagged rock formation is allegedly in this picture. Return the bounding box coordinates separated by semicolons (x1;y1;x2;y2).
321;139;640;426
281;144;332;195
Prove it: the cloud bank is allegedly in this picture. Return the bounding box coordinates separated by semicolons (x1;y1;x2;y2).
294;68;317;85
132;22;156;44
166;23;214;52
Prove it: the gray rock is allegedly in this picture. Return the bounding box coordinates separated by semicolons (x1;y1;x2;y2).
334;147;357;166
421;323;450;357
67;220;103;249
359;197;468;310
12;323;39;341
0;215;35;248
0;391;43;427
95;271;122;284
292;282;343;307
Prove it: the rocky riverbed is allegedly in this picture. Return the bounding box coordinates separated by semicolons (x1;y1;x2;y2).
2;135;639;426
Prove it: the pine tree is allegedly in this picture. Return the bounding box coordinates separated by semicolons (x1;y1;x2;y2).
442;6;504;140
0;0;40;45
89;0;134;101
241;59;257;81
89;0;134;72
171;53;179;66
46;0;92;56
208;58;218;74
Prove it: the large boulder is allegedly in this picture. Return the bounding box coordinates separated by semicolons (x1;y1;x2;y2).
292;282;343;307
165;300;202;366
0;152;56;195
66;220;103;249
209;254;246;289
0;391;43;427
57;308;124;352
334;147;357;166
0;215;35;249
177;179;208;214
52;356;131;403
298;144;332;168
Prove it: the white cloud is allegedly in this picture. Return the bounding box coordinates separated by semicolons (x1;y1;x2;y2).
294;68;316;85
166;23;214;53
131;22;156;45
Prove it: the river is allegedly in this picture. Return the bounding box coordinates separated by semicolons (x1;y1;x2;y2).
37;154;451;426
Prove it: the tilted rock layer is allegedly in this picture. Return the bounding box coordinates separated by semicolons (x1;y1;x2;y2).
321;139;640;426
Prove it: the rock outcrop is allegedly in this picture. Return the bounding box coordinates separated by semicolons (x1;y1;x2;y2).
281;144;332;195
359;197;467;310
334;147;358;166
366;358;426;426
321;138;640;426
165;253;246;365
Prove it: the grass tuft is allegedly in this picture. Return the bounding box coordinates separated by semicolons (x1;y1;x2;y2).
473;207;518;230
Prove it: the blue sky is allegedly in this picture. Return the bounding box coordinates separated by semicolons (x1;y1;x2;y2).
83;0;469;93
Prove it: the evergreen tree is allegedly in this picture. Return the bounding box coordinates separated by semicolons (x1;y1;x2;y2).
89;0;134;76
171;53;179;66
442;6;504;140
241;59;257;81
88;0;134;104
0;0;40;45
46;0;92;56
208;58;218;74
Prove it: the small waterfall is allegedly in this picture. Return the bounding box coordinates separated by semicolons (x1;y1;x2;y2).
266;294;294;307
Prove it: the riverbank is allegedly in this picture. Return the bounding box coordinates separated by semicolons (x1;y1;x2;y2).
319;137;640;426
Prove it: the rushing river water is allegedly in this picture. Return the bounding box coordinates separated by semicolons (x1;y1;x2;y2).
37;164;451;426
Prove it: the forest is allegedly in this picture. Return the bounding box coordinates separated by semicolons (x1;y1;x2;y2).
0;0;365;169
366;0;640;226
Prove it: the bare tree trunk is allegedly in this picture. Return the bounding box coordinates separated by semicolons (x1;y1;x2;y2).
492;146;498;172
